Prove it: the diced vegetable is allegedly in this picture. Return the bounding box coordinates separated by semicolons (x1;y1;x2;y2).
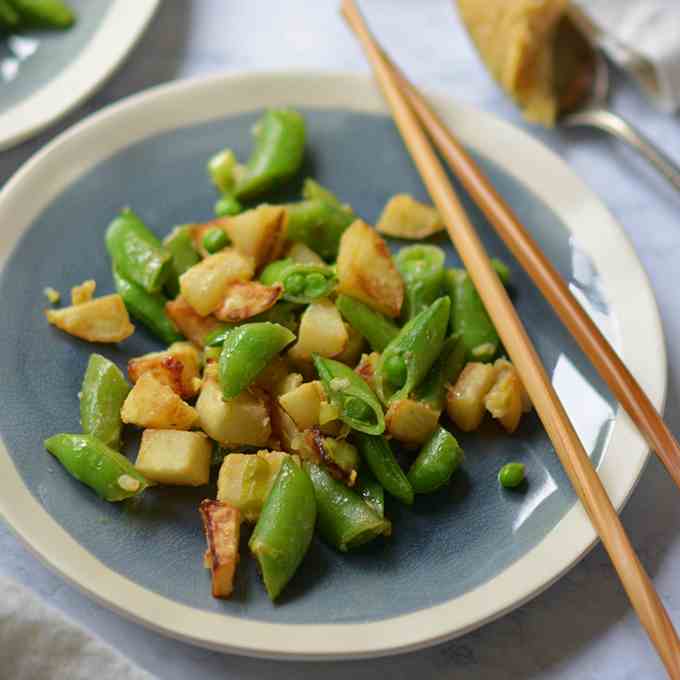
485;358;531;433
287;299;348;361
376;194;444;240
200;500;241;599
222;205;287;269
385;399;441;446
278;381;325;430
71;279;96;305
446;361;498;431
215;281;283;323
165;295;221;346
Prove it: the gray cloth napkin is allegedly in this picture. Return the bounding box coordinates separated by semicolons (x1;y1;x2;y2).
0;576;153;680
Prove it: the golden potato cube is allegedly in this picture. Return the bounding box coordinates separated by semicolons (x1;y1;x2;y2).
215;281;282;323
446;362;498;432
376;194;444;240
285;241;325;266
196;377;271;446
71;279;96;305
385;399;441;445
223;205;287;269
253;359;296;397
179;248;255;316
278;381;325;430
335;323;365;367
121;372;198;430
46;294;134;343
128;341;201;399
287;298;348;361
135;429;211;485
199;500;240;599
336;220;404;318
485;359;529;433
165;296;221;347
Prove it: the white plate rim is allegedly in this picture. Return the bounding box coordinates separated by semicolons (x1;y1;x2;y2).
0;0;159;151
0;70;666;660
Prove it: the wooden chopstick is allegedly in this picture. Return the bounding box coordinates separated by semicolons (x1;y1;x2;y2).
377;47;680;494
340;1;680;675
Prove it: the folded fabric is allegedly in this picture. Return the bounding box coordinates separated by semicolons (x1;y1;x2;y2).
575;0;680;112
0;576;153;680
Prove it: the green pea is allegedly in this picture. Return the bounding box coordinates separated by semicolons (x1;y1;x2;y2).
303;272;327;298
383;355;407;389
214;195;243;217
202;227;228;254
284;272;306;296
499;463;525;489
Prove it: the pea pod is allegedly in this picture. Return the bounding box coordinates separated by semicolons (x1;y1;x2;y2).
234;109;305;201
162;225;200;298
260;258;336;303
10;0;75;28
79;354;130;451
44;434;148;502
355;467;384;518
312;355;385;435
219;322;295;398
284;199;355;260
395;245;446;321
336;294;398;352
375;296;450;403
302;179;349;211
353;432;413;505
249;458;316;601
203;323;234;347
412;334;466;411
0;0;19;27
113;268;182;344
106;208;171;294
304;462;387;552
207;149;241;194
407;427;464;494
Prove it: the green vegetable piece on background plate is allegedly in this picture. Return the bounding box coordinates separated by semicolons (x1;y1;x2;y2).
44;434;148;502
499;462;525;489
260;258;337;303
10;0;75;28
162;225;200;298
335;294;398;352
407;427;464;494
395;244;446;321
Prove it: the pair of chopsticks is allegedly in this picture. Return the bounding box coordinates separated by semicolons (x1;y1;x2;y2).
340;0;680;675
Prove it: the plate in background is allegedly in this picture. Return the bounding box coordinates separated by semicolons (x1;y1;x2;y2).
0;72;665;659
0;0;158;150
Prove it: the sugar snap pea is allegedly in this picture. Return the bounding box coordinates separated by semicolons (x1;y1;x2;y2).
207;149;241;194
353;432;413;505
354;467;384;518
106;208;171;294
10;0;75;28
312;355;385;435
260;258;336;303
234;109;305;201
302;179;349;211
375;296;450;403
407;427;464;494
79;354;130;451
395;244;446;321
113;268;183;344
284;199;356;260
249;458;316;600
0;0;19;27
412;334;466;411
219;322;295;398
336;294;398;352
44;434;148;502
162;225;200;298
304;462;387;552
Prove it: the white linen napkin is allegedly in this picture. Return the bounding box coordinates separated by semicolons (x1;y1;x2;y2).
0;576;153;680
574;0;680;112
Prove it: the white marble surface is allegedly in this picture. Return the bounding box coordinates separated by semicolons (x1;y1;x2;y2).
2;1;680;678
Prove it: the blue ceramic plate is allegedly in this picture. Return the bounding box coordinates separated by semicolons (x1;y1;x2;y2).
0;72;665;659
0;0;157;150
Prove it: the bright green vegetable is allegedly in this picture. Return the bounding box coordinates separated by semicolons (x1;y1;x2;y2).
375;296;450;403
162;225;200;298
412;334;466;411
113;268;182;344
219;322;295;398
0;0;19;27
44;434;148;502
407;427;464;494
203;324;233;347
313;355;385;435
249;458;316;600
491;258;511;286
336;294;398;352
9;0;75;28
445;260;509;362
202;227;229;254
355;467;384;518
79;354;130;451
233;109;305;201
305;462;386;551
499;462;525;489
353;432;413;505
302;179;349;211
260;258;337;303
284;199;356;260
106;208;171;294
395;245;446;321
207;149;241;193
214;195;243;217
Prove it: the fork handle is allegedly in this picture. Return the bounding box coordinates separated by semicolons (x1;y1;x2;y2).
564;108;680;193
